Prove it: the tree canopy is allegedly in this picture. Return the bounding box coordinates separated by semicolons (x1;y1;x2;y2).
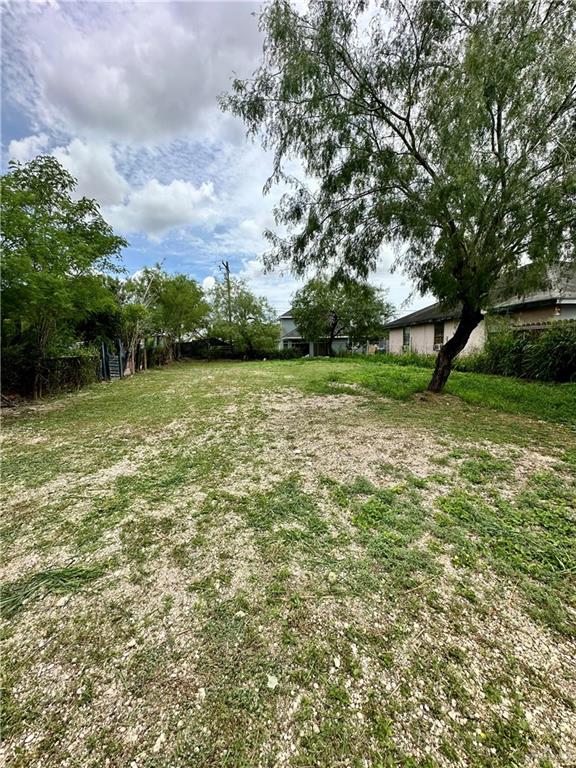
154;273;209;356
222;0;576;390
292;278;394;353
1;156;127;396
209;278;280;356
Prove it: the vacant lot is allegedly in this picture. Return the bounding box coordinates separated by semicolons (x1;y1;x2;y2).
2;359;575;768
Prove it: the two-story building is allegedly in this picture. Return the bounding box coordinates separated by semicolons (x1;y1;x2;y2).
278;310;351;356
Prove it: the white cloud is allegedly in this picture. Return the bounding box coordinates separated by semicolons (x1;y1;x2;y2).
8;133;50;163
106;178;217;240
52;139;130;205
6;2;261;144
202;275;216;292
236;258;304;313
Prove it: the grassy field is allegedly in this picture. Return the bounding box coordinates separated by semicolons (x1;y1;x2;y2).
1;359;575;768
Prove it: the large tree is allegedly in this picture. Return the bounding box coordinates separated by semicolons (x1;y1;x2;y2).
210;278;279;356
1;156;126;396
292;278;393;354
222;0;576;390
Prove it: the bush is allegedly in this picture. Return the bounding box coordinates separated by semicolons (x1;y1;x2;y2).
1;350;101;397
350;350;437;367
454;321;576;382
266;348;305;360
522;322;576;382
384;351;436;368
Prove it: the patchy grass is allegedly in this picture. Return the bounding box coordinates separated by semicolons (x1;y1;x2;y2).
0;564;107;618
2;359;575;767
322;356;576;425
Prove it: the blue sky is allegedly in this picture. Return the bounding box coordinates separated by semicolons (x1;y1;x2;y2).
1;0;427;314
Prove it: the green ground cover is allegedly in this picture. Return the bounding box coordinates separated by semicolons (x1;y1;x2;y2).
2;359;575;767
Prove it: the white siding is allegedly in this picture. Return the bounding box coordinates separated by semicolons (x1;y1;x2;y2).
443;319;486;354
389;328;404;353
409;325;435;354
388;319;486;356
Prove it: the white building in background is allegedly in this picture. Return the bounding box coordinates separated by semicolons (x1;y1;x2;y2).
382;267;576;355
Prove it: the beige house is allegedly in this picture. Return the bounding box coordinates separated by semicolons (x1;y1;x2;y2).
384;268;576;356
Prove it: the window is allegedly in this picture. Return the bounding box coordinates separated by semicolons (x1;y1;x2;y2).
433;321;444;347
402;326;411;350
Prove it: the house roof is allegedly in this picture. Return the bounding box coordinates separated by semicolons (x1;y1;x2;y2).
278;309;293;320
383;265;576;329
383;302;462;329
492;267;576;312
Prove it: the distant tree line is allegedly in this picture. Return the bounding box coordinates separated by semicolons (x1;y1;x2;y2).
1;156;281;398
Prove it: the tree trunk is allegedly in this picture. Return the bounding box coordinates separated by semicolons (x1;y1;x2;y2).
428;305;483;393
328;322;338;356
33;357;42;400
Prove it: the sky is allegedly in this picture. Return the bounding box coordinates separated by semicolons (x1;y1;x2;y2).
1;0;429;315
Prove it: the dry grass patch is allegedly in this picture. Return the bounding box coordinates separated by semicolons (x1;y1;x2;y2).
2;360;575;767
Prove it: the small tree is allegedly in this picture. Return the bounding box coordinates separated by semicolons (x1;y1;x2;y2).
292;278;393;354
155;274;210;359
222;0;576;391
121;303;150;375
210;279;279;357
118;267;162;374
1;156;126;396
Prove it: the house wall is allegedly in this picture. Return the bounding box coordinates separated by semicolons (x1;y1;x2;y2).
505;305;559;324
388;320;486;356
561;303;576;319
410;325;436;354
443;319;486;353
389;328;404;354
280;317;297;336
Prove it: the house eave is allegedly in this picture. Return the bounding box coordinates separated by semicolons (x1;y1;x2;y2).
491;298;559;314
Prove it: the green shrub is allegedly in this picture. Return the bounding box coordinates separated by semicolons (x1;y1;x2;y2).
469;321;576;382
482;331;528;377
452;351;487;374
265;347;303;360
522;322;576;382
390;352;436;368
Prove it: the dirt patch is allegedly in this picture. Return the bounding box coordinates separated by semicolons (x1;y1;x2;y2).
220;390;444;495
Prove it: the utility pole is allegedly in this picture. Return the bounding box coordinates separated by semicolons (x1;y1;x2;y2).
219;260;233;350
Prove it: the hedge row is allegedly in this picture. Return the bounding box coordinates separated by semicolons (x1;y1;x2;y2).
1;352;101;398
